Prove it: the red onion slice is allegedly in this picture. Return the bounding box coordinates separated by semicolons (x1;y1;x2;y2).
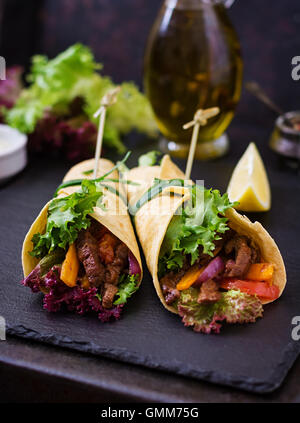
128;251;141;276
193;256;224;286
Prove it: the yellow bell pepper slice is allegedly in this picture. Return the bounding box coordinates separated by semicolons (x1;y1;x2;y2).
176;266;204;291
61;243;80;288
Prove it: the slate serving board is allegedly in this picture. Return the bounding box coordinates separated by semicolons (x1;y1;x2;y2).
1;134;300;394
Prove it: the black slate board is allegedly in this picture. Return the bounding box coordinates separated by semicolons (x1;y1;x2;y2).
1;131;300;394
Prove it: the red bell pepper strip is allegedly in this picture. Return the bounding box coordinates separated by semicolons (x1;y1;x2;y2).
220;278;280;301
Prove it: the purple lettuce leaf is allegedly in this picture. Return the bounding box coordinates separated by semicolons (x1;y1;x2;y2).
28;108;97;162
21;264;123;322
0;66;23;111
22;265;43;293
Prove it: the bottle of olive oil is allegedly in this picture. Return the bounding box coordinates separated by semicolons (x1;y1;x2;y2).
144;0;243;159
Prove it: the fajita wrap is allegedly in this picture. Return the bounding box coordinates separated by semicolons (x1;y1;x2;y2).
125;155;286;333
22;158;142;322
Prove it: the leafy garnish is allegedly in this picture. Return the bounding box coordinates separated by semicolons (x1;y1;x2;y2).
114;274;139;305
5;44;157;153
159;184;236;274
177;287;263;334
138;150;161;167
31;180;103;259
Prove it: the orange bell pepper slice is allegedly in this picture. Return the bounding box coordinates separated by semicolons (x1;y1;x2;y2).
245;263;274;281
61;243;80;288
176;266;204;291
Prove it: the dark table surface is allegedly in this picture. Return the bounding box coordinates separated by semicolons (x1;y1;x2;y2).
0;335;299;403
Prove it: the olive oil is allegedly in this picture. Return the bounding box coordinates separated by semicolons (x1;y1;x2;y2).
144;0;243;158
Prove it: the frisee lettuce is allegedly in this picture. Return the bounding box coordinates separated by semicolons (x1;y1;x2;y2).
5;43;157;152
114;274;139;305
31;179;103;259
177;287;263;334
159;185;236;275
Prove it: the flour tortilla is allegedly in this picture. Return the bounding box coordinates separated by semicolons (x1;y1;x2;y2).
125;155;286;311
22;158;143;285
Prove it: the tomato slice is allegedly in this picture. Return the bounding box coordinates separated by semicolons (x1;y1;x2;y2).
220;279;280;300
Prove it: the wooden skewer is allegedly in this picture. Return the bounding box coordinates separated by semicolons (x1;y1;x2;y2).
93;86;121;179
183;107;220;179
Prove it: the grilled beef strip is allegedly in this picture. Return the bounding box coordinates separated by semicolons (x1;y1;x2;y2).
195;230;235;267
76;220;130;308
197;279;221;304
160;268;187;305
102;283;119;309
101;243;129;309
105;243;129;285
100;238;129;309
224;235;253;278
76;229;105;287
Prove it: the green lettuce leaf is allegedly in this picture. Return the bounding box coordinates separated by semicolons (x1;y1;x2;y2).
159;185;236;275
30;180;103;259
5;43;157;152
177;287;263;334
114;274;139;305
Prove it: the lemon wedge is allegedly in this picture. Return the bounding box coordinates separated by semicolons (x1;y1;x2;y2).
227;143;271;212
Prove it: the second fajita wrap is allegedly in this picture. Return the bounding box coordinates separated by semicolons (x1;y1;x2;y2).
125;154;286;334
22;157;142;322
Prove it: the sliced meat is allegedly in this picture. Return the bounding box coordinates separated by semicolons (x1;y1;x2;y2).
197;230;234;266
160;269;185;305
76;230;105;287
196;250;211;267
224;235;252;278
99;233;118;264
197;279;221;304
106;243;128;285
102;283;118;309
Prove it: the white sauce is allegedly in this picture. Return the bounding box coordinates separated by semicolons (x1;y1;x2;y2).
0;138;13;154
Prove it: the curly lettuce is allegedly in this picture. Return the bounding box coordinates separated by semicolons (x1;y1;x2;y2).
159;185;236;275
177;288;263;334
31;179;103;259
114;274;139;305
5;43;157;152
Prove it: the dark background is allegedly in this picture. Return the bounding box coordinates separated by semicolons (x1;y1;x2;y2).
0;0;300;136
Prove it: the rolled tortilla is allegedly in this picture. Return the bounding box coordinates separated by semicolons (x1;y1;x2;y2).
22;158;143;286
125;155;286;311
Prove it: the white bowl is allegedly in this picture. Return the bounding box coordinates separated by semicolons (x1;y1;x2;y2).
0;124;27;184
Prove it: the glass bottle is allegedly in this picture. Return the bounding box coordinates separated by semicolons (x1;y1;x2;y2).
144;0;243;159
